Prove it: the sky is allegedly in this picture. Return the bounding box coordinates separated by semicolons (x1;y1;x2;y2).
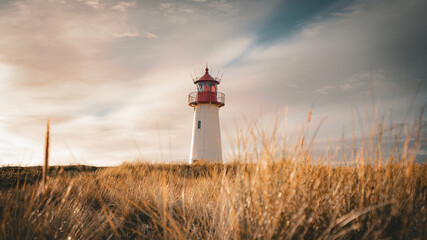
0;0;426;166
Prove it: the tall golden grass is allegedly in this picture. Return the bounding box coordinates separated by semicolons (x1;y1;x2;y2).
42;120;50;188
0;110;425;239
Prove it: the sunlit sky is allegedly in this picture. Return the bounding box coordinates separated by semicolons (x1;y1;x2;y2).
0;0;426;166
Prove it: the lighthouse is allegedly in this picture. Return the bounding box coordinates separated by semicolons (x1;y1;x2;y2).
188;66;225;163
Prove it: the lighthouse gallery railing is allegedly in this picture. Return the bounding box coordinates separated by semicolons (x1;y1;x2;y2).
188;92;225;107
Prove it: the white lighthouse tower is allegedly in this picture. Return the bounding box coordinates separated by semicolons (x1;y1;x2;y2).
188;66;225;164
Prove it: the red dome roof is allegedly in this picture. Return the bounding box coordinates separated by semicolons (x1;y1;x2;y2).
195;67;218;83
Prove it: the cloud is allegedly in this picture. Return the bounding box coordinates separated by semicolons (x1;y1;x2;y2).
313;85;335;94
341;83;352;90
221;0;427;143
77;0;103;9
0;0;266;166
112;1;137;12
144;32;158;39
207;0;235;14
112;30;141;38
160;3;172;9
301;25;321;39
0;0;159;165
0;0;426;166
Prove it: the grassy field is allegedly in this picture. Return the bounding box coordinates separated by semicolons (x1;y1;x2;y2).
1;161;426;239
1;112;426;239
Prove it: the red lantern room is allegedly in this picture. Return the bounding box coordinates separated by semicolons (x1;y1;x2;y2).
188;67;225;107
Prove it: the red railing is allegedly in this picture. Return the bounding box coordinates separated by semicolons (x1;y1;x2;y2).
188;92;225;107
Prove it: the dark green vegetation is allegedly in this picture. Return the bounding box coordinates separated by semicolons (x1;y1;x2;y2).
0;165;99;190
0;162;426;239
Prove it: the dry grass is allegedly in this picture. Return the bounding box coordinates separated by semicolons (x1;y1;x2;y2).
42;120;50;188
0;111;426;239
1;162;425;239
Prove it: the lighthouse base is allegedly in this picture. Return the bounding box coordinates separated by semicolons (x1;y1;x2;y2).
189;103;223;164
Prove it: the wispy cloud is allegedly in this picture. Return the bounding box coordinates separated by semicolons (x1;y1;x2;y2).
207;0;235;14
341;83;352;90
0;0;426;166
144;32;158;39
112;1;137;12
78;0;103;9
313;85;335;94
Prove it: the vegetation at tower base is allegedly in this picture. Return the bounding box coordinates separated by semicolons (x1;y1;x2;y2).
1;111;426;239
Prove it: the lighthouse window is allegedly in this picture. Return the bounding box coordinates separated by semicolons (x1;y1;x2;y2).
197;83;205;92
197;82;217;92
198;120;201;129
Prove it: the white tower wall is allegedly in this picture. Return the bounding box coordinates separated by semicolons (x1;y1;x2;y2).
189;103;222;163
